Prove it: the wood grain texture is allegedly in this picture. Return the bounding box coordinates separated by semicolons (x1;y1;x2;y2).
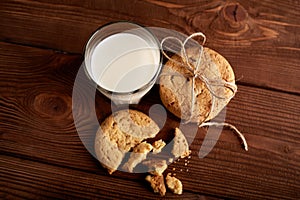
1;42;299;199
1;0;300;94
1;155;210;200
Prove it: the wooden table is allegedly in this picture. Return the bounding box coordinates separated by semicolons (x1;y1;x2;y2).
1;0;299;199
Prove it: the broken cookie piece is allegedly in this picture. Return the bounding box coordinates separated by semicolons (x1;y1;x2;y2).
166;173;183;195
145;174;166;196
152;139;166;154
94;109;160;174
122;142;153;172
142;159;168;176
172;128;191;159
94;131;125;174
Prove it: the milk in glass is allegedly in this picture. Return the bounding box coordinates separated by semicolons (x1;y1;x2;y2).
88;33;160;96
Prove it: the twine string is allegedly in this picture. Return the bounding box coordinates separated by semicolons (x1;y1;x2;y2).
199;122;248;151
160;32;248;151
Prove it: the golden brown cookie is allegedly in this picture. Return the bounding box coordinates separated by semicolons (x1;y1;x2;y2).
159;47;236;123
94;109;160;174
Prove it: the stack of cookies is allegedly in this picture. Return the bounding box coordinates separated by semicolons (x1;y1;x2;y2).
159;47;236;124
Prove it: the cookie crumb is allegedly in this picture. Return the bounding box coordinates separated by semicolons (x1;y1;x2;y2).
152;139;166;154
146;175;166;196
166;173;183;195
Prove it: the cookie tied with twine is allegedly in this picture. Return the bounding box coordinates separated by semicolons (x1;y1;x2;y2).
159;33;248;151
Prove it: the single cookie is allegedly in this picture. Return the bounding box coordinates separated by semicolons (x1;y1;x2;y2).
122;141;153;173
159;47;236;123
94;109;160;174
145;174;166;196
166;173;183;195
171;128;191;159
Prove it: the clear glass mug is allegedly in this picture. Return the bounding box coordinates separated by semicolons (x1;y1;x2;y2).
84;21;162;105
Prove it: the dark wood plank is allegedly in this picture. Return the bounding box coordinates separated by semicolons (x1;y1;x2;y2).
0;42;299;199
1;155;208;200
1;0;300;93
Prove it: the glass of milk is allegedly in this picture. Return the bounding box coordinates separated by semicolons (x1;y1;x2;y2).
84;22;162;105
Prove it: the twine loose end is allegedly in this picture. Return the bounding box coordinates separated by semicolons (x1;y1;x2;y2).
199;122;248;151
